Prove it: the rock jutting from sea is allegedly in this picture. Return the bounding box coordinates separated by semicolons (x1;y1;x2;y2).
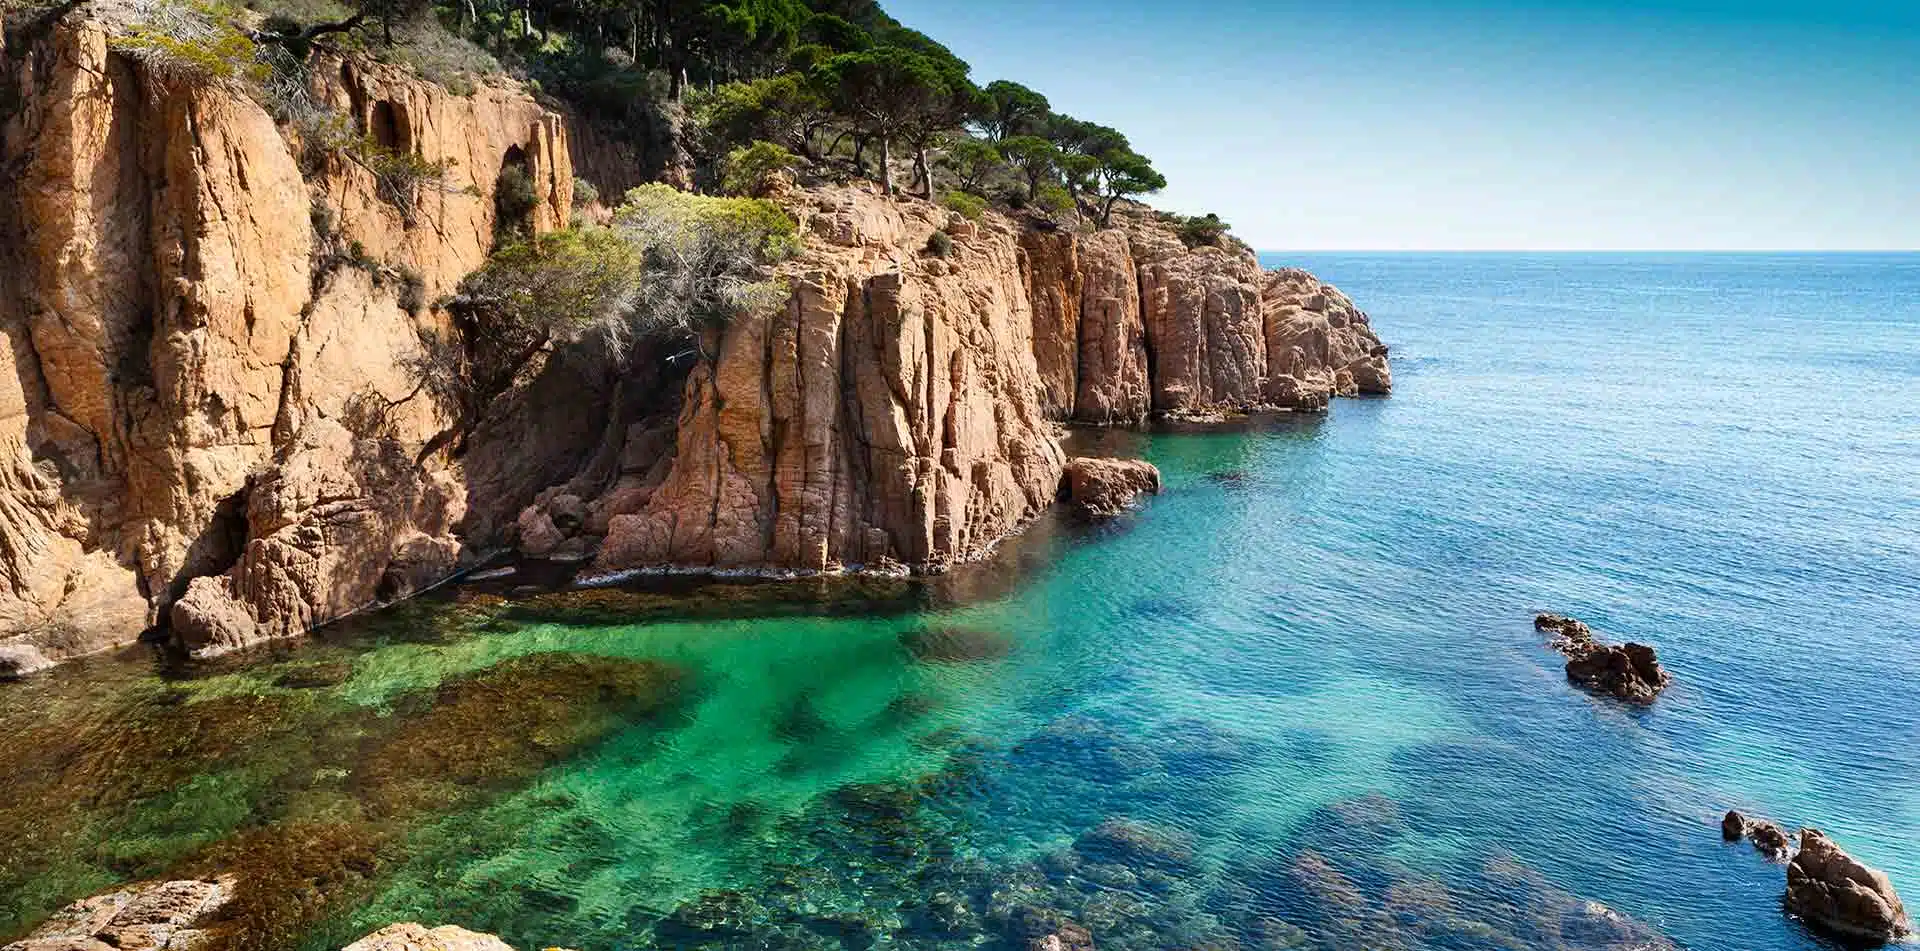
1785;830;1911;945
1534;613;1671;702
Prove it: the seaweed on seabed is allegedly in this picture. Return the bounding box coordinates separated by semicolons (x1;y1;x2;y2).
352;652;689;818
183;822;388;951
0;688;320;936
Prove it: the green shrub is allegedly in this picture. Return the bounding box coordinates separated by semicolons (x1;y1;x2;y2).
111;0;269;90
361;142;452;220
1176;212;1232;249
941;190;986;222
720;140;800;197
924;230;953;258
395;266;426;315
417;186;800;436
1033;183;1075;219
571;176;600;209
495;163;540;236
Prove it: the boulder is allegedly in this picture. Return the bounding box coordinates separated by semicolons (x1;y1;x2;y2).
341;924;517;951
1722;810;1748;841
1563;642;1671;704
1061;458;1162;519
1785;829;1910;944
0;642;55;680
1723;811;1795;862
1028;924;1095;951
2;877;235;951
1536;613;1670;703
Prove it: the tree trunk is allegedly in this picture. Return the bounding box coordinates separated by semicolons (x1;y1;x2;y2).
879;135;893;195
916;147;933;199
851;135;866;176
1100;194;1119;228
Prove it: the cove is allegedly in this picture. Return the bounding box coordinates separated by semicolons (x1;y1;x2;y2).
4;253;1917;951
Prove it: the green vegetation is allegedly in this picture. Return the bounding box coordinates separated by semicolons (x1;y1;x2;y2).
186;0;1173;229
939;189;984;222
1175;212;1233;249
720;139;799;196
414;185;793;443
570;175;600;208
109;0;272;89
923;229;952;258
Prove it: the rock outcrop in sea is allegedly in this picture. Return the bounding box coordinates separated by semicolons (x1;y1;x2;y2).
1060;457;1162;519
1722;810;1794;862
342;924;520;951
1785;829;1911;944
1;877;234;951
0;8;1391;669
1535;613;1671;703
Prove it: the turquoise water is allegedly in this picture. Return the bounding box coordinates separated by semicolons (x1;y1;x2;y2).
2;253;1917;951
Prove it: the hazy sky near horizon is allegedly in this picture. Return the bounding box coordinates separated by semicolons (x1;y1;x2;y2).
885;0;1919;250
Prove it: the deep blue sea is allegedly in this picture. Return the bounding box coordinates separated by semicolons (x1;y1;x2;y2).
3;253;1916;951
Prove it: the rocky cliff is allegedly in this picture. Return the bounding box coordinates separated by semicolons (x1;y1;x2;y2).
1019;210;1390;423
0;11;571;667
1;10;1390;671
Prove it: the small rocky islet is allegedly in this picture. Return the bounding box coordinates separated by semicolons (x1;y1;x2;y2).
1533;614;1672;703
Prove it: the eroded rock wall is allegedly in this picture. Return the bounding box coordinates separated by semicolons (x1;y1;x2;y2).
0;14;572;662
591;186;1066;574
1019;208;1391;423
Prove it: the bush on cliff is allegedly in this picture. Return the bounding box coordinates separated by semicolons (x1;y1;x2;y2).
109;0;271;90
940;190;985;222
612;183;798;347
422;226;643;437
720;140;800;197
416;185;795;447
1175;213;1233;249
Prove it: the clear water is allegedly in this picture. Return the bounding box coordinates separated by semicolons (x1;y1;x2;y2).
3;253;1916;951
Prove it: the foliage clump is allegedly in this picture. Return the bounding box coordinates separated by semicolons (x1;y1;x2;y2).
720;140;800;197
571;175;600;209
939;190;985;222
110;0;271;90
416;184;796;443
1175;212;1232;249
924;229;952;258
494;161;541;237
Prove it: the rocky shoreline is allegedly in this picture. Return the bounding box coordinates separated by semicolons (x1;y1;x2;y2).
0;10;1388;674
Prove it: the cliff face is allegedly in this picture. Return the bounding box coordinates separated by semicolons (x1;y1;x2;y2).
1020;211;1390;423
0;14;570;666
1;13;1391;670
587;185;1067;574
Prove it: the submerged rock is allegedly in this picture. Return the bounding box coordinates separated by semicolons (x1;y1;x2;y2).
1785;829;1910;944
1061;458;1162;519
1535;613;1670;703
1027;922;1095;951
2;877;235;951
342;924;516;951
1074;818;1196;871
900;626;1013;663
355;652;685;817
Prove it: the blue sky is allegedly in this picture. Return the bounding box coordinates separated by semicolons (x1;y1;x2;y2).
887;0;1920;250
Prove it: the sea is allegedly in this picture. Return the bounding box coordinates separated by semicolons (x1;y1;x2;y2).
2;252;1915;951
